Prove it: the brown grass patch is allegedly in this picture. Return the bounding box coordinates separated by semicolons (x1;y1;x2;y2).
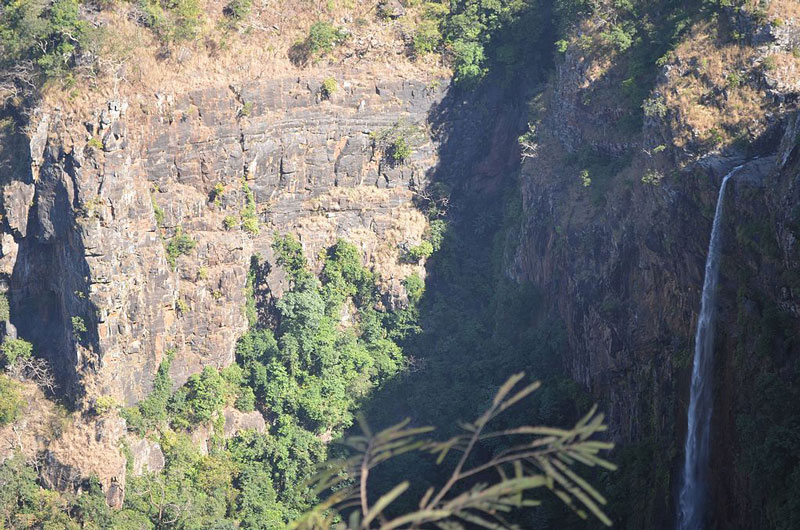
769;0;800;21
43;0;449;125
661;21;770;149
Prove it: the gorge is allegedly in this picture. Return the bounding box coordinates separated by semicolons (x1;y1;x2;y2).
0;0;798;529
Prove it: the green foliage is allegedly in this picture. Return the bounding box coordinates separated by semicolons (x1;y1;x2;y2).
93;395;119;415
121;350;175;435
642;95;668;118
553;0;596;30
320;239;375;312
641;169;664;185
727;70;743;89
234;462;287;528
306;21;346;56
413;20;443;55
240;180;260;235
372;121;420;165
210;182;225;203
273;234;314;287
0;0;92;88
231;237;417;520
405;240;434;262
0;454;43;525
176;366;228;423
320;77;337;99
403;273;425;304
0;293;8;322
600;22;635;51
579;169;592;187
450;39;486;86
102;235;418;527
426;219;447;251
1;337;32;367
549;0;713;133
71;315;87;334
239;216;257;235
294;374;614;529
73;477;115;527
87;136;104;149
389;136;412;163
151;195;165;227
165;227;197;269
138;0;204;42
124;431;238;529
222;363;256;412
0;453;112;528
175;298;189;314
440;0;537;87
0;375;23;426
240;101;254;117
223;0;252;21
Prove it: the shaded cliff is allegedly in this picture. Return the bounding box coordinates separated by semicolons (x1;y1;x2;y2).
510;2;800;527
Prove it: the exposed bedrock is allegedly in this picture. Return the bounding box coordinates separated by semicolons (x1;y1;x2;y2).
0;75;446;408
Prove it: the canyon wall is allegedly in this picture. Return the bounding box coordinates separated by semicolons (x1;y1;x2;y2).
511;4;800;527
0;73;445;503
1;75;444;408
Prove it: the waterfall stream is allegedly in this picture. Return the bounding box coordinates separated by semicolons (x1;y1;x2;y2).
677;166;740;530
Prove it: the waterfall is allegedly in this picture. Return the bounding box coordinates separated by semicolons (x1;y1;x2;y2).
676;166;740;530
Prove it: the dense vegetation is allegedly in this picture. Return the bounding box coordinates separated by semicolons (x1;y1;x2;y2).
0;224;614;528
121;236;422;528
0;235;426;528
0;0;93;99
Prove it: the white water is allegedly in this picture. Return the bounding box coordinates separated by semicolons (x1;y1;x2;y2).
676;166;740;530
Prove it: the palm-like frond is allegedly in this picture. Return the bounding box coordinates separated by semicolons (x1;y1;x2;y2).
291;372;615;530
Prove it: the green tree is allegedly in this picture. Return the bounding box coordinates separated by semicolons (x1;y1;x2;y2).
183;366;228;422
0;337;32;367
0;454;40;527
0;375;24;426
165;227;197;268
306;21;345;56
0;0;92;88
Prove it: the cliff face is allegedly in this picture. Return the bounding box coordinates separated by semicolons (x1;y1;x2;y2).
0;73;445;503
511;3;800;527
1;0;798;524
1;75;444;408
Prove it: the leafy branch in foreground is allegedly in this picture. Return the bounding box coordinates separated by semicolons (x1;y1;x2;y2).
291;372;616;529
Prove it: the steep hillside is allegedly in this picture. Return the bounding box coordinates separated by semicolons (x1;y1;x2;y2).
0;0;798;528
511;0;800;527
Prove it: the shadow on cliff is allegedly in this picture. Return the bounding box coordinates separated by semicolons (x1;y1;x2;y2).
360;0;555;426
346;4;614;528
8;142;101;408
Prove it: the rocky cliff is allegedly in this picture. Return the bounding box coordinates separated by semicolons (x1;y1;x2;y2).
1;75;444;407
511;2;800;527
0;72;446;503
0;0;798;525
